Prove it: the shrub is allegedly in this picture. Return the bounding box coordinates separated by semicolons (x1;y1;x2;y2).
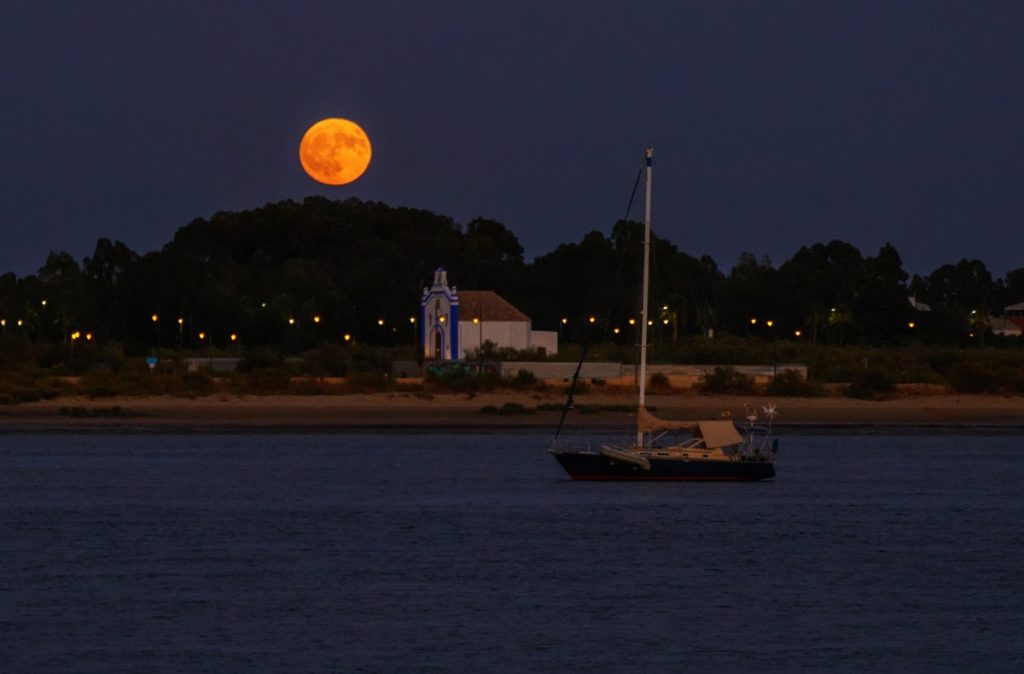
845;368;897;400
766;369;826;397
699;366;755;394
508;369;537;388
181;370;215;395
944;361;1023;394
498;402;534;415
240;370;291;394
80;369;122;397
480;402;535;415
344;369;391;392
238;348;280;372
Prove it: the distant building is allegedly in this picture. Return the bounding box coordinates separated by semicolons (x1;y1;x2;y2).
419;267;557;360
908;296;931;312
993;302;1024;337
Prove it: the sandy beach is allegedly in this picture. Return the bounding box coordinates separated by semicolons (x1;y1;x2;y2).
1;390;1023;432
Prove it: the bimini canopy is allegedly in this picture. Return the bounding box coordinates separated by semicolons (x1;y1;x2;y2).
636;406;699;434
696;421;743;449
636;407;743;448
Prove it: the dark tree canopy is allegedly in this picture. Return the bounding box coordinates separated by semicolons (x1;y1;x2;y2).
0;197;1018;353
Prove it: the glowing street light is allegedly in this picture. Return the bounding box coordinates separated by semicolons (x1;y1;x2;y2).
750;317;757;325
343;333;352;342
150;311;160;348
313;315;321;324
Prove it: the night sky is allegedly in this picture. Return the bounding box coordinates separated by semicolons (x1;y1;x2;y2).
2;1;1022;278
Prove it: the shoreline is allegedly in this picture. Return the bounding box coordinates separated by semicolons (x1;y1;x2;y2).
1;391;1022;433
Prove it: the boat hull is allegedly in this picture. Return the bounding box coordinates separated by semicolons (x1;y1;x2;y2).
552;450;774;481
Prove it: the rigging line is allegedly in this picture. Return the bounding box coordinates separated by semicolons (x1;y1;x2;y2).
554;165;644;443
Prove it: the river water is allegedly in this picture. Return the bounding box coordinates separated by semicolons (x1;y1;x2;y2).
2;431;1022;672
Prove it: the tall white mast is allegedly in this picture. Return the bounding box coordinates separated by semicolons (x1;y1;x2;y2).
637;146;653;448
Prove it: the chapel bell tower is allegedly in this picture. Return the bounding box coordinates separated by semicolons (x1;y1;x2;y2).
420;267;460;360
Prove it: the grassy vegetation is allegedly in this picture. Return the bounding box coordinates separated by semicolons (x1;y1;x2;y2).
1;337;1023;404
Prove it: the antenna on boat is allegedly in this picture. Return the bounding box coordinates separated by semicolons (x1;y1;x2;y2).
637;146;653;448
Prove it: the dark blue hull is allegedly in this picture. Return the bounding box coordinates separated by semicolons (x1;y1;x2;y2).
553;451;774;481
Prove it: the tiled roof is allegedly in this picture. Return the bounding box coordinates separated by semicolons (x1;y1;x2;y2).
458;290;530;322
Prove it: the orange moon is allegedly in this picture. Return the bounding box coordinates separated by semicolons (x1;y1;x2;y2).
298;118;372;185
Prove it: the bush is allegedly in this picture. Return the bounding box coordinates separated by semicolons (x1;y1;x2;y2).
766;369;826;397
845;368;897;400
647;372;673;393
699;367;755;394
80;369;122;397
945;361;1023;394
508;369;537;388
240;370;291;394
238;347;280;372
344;370;391;392
181;370;215;394
480;402;535;415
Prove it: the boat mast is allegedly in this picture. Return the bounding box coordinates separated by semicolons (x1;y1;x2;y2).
637;146;653;448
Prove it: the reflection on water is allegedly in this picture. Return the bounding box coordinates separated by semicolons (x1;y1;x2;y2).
2;432;1022;672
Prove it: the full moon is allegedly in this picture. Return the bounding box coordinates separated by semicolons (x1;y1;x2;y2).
298;118;372;185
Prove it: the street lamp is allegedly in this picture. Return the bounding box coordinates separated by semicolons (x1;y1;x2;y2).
151;313;160;350
472;313;483;370
177;317;184;347
766;319;777;376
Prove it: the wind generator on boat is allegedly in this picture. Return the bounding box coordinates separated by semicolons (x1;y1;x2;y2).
549;147;777;481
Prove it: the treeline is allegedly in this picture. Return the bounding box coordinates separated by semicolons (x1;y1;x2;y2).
0;196;1022;356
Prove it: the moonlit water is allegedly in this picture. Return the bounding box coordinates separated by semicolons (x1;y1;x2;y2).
2;431;1022;672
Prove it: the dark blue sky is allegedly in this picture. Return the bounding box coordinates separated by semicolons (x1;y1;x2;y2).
2;1;1022;278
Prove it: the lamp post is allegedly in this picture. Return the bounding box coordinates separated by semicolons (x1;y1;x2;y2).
473;313;483;372
177;317;184;348
766;319;777;377
151;313;160;350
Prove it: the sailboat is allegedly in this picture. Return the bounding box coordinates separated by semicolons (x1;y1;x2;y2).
550;147;777;481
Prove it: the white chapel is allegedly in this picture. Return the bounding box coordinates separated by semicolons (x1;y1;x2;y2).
419;267;557;360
